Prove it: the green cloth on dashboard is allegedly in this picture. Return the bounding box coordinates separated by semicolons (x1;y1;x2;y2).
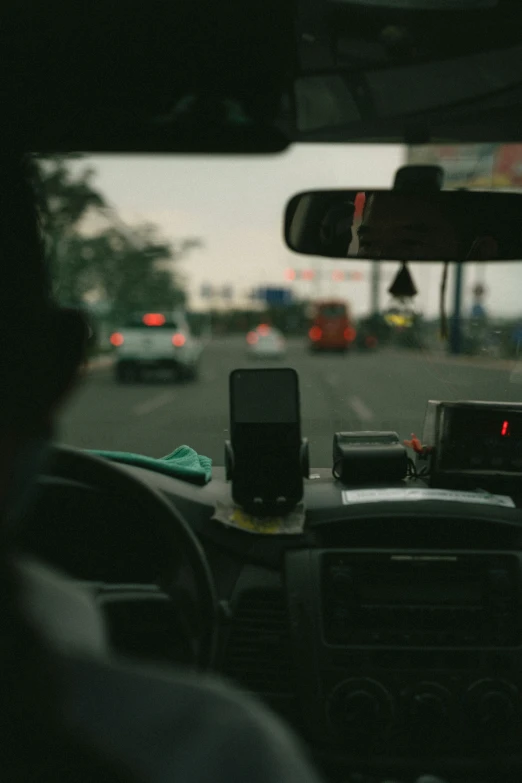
89;445;212;485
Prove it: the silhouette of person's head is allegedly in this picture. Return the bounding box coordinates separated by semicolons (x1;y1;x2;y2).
0;154;87;520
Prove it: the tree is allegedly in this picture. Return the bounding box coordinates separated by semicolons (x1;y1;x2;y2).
84;225;188;320
32;155;202;313
32;156;107;303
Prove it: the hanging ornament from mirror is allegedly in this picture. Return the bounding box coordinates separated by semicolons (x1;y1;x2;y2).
388;262;418;300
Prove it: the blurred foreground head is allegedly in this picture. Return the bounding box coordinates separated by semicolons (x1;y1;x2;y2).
0;154;87;519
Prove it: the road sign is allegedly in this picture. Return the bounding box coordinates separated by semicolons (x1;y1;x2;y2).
471;303;486;319
266;288;292;305
221;285;233;299
257;287;293;305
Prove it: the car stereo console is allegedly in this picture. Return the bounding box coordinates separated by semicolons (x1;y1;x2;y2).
285;549;522;764
322;552;519;648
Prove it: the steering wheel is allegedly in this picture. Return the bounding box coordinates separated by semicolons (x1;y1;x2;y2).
42;445;218;668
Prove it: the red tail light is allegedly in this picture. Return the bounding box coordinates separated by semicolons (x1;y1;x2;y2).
309;326;322;342
257;324;270;336
110;332;124;347
143;313;166;326
247;331;258;345
344;326;357;342
172;333;186;347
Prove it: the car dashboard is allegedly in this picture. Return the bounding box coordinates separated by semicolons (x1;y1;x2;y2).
21;462;522;782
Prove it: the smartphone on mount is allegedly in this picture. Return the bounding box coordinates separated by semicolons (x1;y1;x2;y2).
229;368;303;516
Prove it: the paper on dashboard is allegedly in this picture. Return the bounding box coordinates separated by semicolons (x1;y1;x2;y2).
341;487;515;508
212;500;306;534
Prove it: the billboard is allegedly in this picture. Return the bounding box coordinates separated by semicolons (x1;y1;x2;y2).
407;144;522;189
493;146;522;188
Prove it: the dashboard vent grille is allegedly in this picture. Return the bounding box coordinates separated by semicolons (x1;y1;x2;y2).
316;518;520;549
223;588;297;712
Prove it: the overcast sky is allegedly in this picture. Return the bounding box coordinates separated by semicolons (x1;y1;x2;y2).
80;145;522;319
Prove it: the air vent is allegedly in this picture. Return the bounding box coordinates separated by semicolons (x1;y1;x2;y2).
317;518;521;549
223;588;298;714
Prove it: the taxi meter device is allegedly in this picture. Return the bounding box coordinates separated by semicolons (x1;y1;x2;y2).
421;400;522;492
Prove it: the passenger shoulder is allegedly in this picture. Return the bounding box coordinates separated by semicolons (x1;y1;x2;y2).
60;654;322;783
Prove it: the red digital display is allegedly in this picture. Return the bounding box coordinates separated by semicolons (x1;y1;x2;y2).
439;407;522;473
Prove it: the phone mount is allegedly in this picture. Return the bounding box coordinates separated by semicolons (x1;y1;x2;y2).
224;438;309;517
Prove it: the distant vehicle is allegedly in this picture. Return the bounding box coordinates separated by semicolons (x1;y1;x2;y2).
355;314;388;352
384;309;414;329
110;311;202;383
384;308;425;350
246;324;286;359
355;329;379;352
308;300;356;352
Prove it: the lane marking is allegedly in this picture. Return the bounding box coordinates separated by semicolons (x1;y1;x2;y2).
349;395;374;423
133;391;176;416
510;363;522;384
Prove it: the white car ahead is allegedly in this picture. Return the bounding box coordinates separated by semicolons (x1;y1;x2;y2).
111;311;202;382
246;325;286;359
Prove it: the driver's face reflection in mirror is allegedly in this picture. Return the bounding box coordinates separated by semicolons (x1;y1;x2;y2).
357;192;461;261
319;202;354;255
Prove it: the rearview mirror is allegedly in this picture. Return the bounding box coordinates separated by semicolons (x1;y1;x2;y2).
284;189;522;262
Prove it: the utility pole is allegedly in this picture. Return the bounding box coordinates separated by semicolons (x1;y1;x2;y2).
370;261;380;315
450;262;464;355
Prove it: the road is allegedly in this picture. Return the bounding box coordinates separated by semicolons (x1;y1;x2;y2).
60;337;522;468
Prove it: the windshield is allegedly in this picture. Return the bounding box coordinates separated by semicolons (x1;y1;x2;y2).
316;305;348;319
41;144;522;467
